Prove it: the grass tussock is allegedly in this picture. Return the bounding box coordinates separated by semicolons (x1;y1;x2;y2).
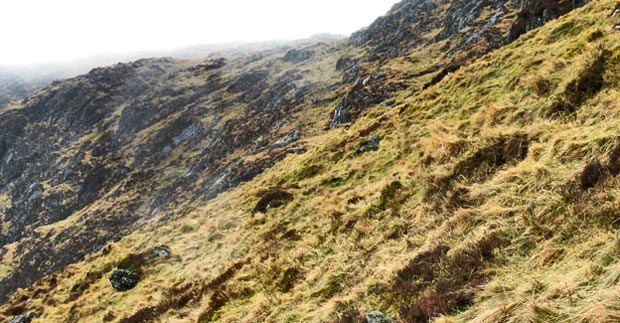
548;47;607;117
119;260;246;323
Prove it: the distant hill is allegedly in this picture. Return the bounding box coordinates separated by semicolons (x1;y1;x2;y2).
0;34;348;108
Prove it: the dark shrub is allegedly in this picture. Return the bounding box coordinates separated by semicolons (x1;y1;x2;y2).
109;269;140;292
253;189;294;213
580;159;605;190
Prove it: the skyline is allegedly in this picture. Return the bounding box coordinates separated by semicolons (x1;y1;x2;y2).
0;0;399;65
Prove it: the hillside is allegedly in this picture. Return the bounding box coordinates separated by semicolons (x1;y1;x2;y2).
0;34;348;109
2;0;620;322
0;75;47;108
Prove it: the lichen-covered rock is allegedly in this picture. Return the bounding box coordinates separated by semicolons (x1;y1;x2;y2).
351;0;591;59
365;310;393;323
8;311;39;323
282;49;314;63
271;130;300;149
152;245;172;258
187;58;226;74
226;70;269;94
330;74;396;127
109;269;140;291
335;56;357;71
509;0;592;40
354;134;381;156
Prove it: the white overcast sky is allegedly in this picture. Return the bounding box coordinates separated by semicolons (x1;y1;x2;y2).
0;0;399;65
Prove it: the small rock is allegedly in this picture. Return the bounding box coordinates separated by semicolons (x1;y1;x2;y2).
271;130;301;149
365;310;393;323
152;245;172;258
109;269;140;291
291;82;310;99
188;58;226;73
172;124;199;146
8;312;39;323
226;70;268;94
282;49;314;63
354;134;381;156
615;24;620;30
27;185;43;202
336;56;357;71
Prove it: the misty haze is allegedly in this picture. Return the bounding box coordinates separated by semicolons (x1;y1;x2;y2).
0;0;398;107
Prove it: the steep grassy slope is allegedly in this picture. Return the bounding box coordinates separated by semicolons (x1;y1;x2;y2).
2;0;620;322
3;0;589;306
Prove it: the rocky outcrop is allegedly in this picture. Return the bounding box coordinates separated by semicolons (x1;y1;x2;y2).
351;0;591;60
187;58;226;74
509;0;592;40
334;0;592;126
350;0;438;55
226;70;269;95
331;73;403;127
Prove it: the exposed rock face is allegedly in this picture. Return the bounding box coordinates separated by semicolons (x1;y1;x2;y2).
187;58;226;74
331;73;404;127
333;0;591;126
335;56;357;72
352;0;590;59
351;0;438;54
509;0;592;40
